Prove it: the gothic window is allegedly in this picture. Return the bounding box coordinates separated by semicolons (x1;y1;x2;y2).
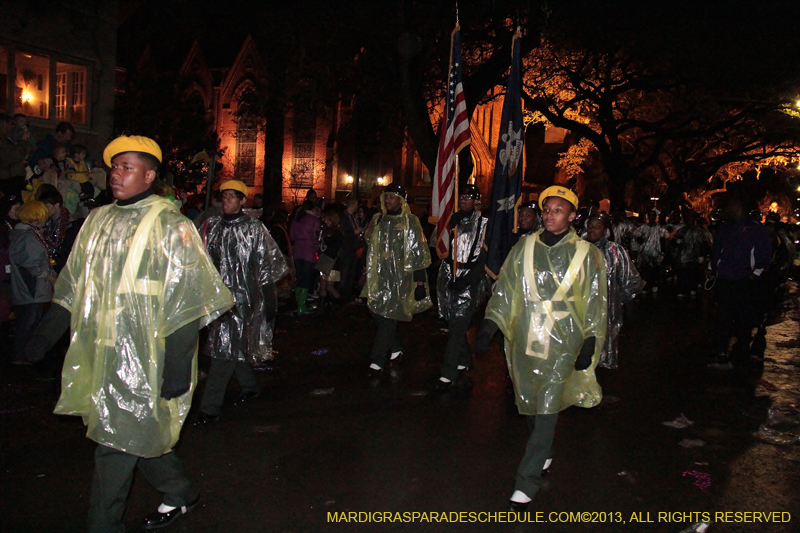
235;94;258;186
291;113;316;188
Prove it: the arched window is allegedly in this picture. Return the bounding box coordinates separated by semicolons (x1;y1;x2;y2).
291;112;316;188
235;89;258;186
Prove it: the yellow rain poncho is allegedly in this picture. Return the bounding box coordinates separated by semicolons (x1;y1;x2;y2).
53;195;233;457
486;229;607;415
361;193;432;321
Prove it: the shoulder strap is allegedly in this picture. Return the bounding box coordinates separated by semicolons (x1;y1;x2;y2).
116;202;169;296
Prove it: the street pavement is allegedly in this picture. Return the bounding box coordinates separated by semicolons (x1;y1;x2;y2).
1;282;799;533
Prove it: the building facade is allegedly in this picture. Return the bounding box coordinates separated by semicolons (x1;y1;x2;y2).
131;35;571;210
0;1;118;162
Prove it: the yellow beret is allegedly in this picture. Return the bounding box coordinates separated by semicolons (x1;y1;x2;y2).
220;179;248;197
539;185;579;210
103;135;163;167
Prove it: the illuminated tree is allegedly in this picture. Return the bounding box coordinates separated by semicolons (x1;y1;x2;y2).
520;35;800;210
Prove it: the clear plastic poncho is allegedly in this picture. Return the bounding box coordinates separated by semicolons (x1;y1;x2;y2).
592;236;643;369
632;223;666;266
203;215;288;364
437;210;489;321
361;193;432;321
53;195;234;458
678;226;713;266
485;229;607;416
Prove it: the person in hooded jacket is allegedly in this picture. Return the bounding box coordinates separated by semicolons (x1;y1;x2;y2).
362;183;432;378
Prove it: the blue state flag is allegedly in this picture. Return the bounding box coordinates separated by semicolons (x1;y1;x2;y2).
485;30;524;279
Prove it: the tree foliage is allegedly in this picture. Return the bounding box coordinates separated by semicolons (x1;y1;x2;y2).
115;65;220;192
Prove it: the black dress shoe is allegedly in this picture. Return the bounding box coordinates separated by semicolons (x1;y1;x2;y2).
234;390;260;406
191;413;219;427
368;366;383;379
508;500;530;514
141;497;199;530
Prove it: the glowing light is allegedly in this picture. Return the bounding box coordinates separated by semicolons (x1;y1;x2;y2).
377;177;384;185
22;91;33;103
796;100;800;108
769;202;779;212
345;175;353;184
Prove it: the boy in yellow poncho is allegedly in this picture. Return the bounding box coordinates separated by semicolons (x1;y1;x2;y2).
361;183;432;378
477;185;607;513
26;135;233;532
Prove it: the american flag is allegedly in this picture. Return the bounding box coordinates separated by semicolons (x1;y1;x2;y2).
431;24;471;259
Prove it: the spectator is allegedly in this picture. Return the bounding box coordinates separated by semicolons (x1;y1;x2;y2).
9;200;55;365
9;113;38;151
339;197;361;302
0;194;23;331
289;198;320;316
318;207;343;310
0;114;29;196
31;121;74;169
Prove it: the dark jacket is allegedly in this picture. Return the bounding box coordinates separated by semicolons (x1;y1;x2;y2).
711;218;771;281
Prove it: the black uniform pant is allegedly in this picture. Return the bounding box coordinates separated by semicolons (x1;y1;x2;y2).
677;263;702;295
88;444;197;533
712;277;761;357
441;312;474;381
515;414;558;499
199;358;261;417
338;250;358;302
369;311;402;369
12;303;43;362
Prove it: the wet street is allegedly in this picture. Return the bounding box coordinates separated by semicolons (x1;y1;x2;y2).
2;283;799;533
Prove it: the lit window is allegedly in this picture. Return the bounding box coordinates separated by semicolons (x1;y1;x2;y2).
16;52;50;119
235;114;257;186
56;62;87;124
291;114;316;188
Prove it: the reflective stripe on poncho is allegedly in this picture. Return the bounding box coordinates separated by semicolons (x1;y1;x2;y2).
485;229;607;415
53;195;233;457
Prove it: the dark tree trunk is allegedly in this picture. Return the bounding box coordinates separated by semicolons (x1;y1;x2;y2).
262;64;288;207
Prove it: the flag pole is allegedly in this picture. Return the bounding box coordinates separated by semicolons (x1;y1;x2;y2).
453;156;459;277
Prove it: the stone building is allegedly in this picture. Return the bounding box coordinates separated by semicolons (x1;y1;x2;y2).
125;34;571;210
0;1;118;161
